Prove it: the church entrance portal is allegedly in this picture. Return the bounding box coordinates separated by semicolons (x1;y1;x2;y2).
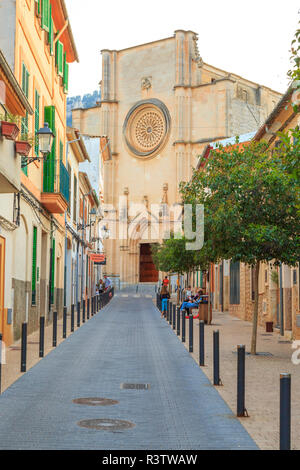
139;244;158;283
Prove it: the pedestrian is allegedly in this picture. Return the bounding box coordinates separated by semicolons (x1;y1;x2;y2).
160;285;170;318
103;274;112;291
98;279;104;293
162;276;169;288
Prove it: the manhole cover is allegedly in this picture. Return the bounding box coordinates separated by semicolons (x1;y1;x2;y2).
77;419;135;431
73;397;119;406
121;383;150;390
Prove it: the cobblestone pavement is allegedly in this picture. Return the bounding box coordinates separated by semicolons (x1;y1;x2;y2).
166;296;299;450
0;294;258;450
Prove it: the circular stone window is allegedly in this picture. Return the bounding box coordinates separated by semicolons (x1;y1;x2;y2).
123;99;171;158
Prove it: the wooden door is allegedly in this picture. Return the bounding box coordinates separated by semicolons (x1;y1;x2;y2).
139;244;158;282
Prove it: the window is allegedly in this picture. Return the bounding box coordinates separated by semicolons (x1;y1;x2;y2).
73;175;77;222
34;90;40;156
31;227;37;305
67;163;71;214
63;52;69;93
21;63;30;174
230;261;240;304
41;0;50;32
56;41;64;77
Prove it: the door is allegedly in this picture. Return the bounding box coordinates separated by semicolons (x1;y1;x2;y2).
139;244;158;282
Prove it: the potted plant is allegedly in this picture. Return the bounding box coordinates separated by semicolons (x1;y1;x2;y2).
15;133;36;157
0;113;20;141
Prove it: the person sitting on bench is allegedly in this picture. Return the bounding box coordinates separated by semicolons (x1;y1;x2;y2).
180;290;204;315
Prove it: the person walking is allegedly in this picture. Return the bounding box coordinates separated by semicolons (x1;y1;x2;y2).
103;275;112;291
160;285;170;318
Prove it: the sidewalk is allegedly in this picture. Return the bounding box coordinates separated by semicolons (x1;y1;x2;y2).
1;313;77;393
166;296;299;450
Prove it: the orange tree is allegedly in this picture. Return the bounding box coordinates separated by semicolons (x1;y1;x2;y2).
180;135;300;354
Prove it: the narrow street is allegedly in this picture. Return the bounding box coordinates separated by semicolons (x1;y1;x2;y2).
0;291;257;450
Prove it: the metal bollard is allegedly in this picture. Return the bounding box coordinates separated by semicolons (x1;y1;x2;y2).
213;330;221;386
177;307;180;336
166;300;169;322
169;302;172;325
0;333;2;394
77;301;80;327
237;345;247;417
82;300;85;323
39;317;45;358
189;315;193;352
173;304;176;330
280;373;291;450
53;311;57;347
21;322;27;372
71;304;75;332
199;320;205;366
63;306;67;339
182;310;186;343
87;298;90;320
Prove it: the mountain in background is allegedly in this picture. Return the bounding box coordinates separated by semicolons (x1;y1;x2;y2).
67;90;101;127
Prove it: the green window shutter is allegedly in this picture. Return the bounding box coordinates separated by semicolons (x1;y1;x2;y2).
49;7;54;56
51;238;55;304
34;90;40;156
31;227;38;305
41;0;50;32
43;105;56;192
63;52;69;93
59;140;64;162
56;41;64;77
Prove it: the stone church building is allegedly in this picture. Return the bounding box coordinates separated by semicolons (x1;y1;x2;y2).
73;30;282;286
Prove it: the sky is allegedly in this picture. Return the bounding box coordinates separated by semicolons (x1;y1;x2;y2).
65;0;299;97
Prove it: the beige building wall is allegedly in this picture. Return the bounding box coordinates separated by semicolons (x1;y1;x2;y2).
72;30;282;286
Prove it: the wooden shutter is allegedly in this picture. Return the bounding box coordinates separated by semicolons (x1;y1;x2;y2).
31;227;37;305
73;175;77;222
49;5;54;55
63;52;69;93
43;105;56;192
51;238;55;304
34;90;40;156
41;0;50;31
56;41;64;77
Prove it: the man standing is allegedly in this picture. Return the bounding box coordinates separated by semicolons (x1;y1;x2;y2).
103;275;112;291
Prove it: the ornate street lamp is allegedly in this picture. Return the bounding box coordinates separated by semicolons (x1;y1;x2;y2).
21;122;54;168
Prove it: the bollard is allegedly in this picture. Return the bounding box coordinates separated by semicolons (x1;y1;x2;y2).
77;301;80;327
182;310;186;343
199;320;205;366
213;330;221;386
0;333;2;394
63;306;67;339
280;373;291;450
169;302;172;325
39;317;45;358
71;304;75;332
92;297;94;316
87;298;90;320
237;345;247;417
82;300;85;323
177;307;180;336
173;304;176;330
166;300;169;322
21;322;27;373
53;312;57;347
189;315;193;352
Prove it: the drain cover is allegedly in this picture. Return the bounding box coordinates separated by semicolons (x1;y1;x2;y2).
121;383;150;390
77;419;135;431
73;397;119;406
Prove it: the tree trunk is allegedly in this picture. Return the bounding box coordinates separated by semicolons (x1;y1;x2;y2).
208;266;212;325
177;272;180;305
251;261;260;355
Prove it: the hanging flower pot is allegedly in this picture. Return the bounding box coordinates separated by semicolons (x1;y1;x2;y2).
1;121;20;141
15;140;32;157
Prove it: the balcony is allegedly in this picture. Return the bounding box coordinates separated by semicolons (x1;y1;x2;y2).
41;159;69;214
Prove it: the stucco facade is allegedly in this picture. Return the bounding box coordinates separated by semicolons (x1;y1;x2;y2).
73;30;282;286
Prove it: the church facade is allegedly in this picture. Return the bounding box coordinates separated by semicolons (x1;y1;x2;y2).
72;30;282;286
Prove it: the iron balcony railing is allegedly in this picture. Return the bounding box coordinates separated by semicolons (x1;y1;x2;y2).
43;158;70;204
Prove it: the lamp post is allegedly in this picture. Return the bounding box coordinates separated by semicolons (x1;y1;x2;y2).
21;122;54;168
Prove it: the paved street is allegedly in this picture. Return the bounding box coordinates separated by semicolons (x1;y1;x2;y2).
0;293;258;450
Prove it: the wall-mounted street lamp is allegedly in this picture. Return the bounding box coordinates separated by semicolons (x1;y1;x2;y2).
21;122;54;168
77;208;97;231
